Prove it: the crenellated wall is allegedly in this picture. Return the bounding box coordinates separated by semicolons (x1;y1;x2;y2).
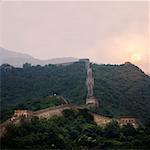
33;104;79;119
0;104;139;138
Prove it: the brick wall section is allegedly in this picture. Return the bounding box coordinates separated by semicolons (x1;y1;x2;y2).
118;117;139;128
93;114;112;127
33;104;76;119
0;104;139;137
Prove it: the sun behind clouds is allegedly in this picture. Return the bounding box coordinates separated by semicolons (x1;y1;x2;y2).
131;52;142;63
107;34;149;73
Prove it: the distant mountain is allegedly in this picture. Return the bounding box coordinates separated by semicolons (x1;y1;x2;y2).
0;47;78;67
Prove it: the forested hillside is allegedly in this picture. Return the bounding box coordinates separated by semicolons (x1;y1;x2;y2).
1;61;150;123
92;62;150;123
0;62;87;120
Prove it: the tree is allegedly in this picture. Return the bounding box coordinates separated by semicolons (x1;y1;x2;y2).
23;63;32;68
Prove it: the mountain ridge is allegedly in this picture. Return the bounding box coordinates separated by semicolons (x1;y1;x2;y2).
0;47;78;67
1;61;150;123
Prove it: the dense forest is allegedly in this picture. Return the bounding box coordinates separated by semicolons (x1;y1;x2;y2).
1;61;150;123
0;62;87;120
1;109;150;149
92;62;150;123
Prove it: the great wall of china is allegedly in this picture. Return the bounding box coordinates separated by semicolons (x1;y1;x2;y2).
80;59;99;107
0;59;139;137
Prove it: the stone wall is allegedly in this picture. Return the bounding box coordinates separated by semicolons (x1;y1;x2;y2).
13;110;33;118
33;104;75;119
0;104;139;138
84;59;99;107
0;119;12;137
93;114;112;127
118;117;139;128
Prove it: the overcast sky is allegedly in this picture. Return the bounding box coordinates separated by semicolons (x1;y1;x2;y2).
0;1;149;73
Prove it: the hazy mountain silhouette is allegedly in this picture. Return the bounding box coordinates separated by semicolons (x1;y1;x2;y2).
0;47;78;67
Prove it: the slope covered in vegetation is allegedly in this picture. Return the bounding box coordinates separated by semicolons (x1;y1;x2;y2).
1;62;87;107
1;61;150;123
0;62;87;120
1;109;150;149
92;62;150;123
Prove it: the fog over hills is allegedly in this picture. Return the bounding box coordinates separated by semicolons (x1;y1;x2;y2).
0;47;78;67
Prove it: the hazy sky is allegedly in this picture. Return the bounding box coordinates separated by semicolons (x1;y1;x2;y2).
0;1;149;73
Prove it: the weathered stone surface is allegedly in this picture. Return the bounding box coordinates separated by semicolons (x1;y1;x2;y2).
93;114;112;127
85;59;99;107
118;116;139;128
